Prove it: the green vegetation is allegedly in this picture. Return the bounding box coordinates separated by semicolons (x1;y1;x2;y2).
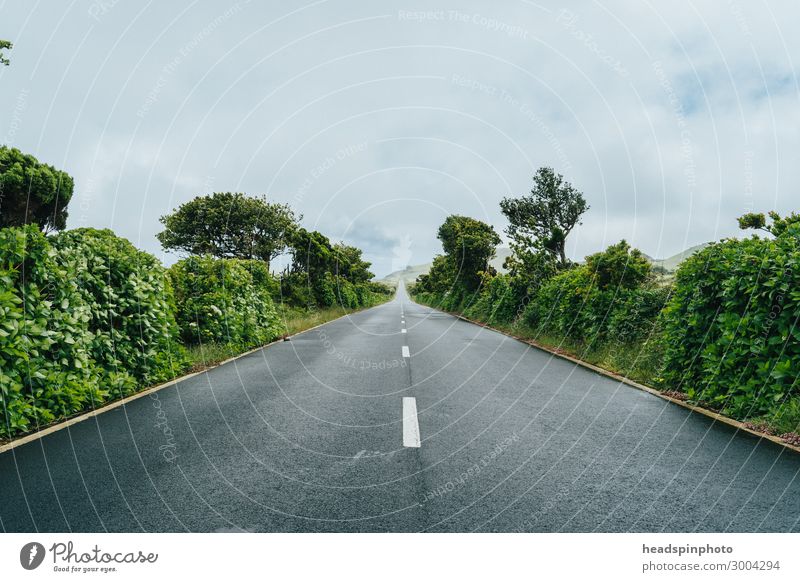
0;226;100;435
411;166;800;441
500;166;588;268
661;222;800;425
157;192;299;268
0;146;75;232
0;40;11;66
168;255;283;349
54;228;186;390
0;151;391;440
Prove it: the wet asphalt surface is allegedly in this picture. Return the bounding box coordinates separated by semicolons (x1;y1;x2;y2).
1;283;799;532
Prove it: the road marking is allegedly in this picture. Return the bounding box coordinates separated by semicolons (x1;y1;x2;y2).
402;345;410;358
402;397;421;448
401;329;407;334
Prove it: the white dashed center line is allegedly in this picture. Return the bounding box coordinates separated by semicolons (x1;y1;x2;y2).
402;397;421;448
401;329;407;334
402;345;410;358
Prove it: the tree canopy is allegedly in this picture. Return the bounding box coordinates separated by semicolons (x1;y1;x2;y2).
0;40;11;66
333;242;374;283
0;146;75;232
437;215;501;291
288;227;333;277
738;211;800;237
157;192;299;266
585;239;652;290
500;167;588;267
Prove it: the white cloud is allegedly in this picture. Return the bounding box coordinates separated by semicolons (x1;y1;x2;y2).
0;0;797;275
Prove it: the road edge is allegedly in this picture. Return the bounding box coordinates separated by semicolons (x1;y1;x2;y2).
0;300;391;454
417;299;800;456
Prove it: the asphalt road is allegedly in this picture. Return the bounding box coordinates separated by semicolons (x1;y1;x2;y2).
2;282;799;532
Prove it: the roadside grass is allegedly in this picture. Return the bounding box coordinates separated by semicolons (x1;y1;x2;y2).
185;343;243;372
185;298;394;372
278;305;361;336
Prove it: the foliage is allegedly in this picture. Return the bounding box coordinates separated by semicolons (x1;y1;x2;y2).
661;225;800;418
436;215;500;291
414;255;454;295
521;241;654;343
0;146;75;232
0;39;11;66
332;242;374;284
0;226;100;437
463;273;521;325
282;228;384;309
288;228;333;277
500;167;589;266
738;210;800;237
524;264;600;341
168;255;284;349
157;192;299;266
502;244;558;298
606;285;671;345
53;228;186;389
585;239;652;290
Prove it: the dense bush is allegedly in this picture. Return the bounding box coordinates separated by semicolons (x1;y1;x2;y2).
169;255;283;348
523;241;654;342
606;285;671;345
53;228;186;392
463;274;523;325
414;239;666;384
661;230;800;418
0;226;100;437
0;146;75;231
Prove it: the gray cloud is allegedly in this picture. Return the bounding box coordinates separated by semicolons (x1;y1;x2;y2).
1;0;797;276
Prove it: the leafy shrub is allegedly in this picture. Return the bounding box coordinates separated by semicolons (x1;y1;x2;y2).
169;255;283;349
334;276;358;309
463;274;522;324
525;241;655;343
607;285;671;345
53;228;186;391
0;226;101;436
661;230;800;418
524;265;599;341
0;146;75;231
585;240;652;290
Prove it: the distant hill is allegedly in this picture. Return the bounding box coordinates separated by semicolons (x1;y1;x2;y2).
648;243;710;272
380;243;709;284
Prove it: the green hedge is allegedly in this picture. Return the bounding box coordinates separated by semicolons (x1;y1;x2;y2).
462;274;521;325
168;255;283;348
0;227;192;438
0;226;100;436
413;241;667;385
661;232;800;418
53;229;186;392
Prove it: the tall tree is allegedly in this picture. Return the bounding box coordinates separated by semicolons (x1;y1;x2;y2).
585;240;652;290
288;228;333;278
500;167;589;267
0;146;75;232
332;242;374;283
437;215;500;291
157;192;299;267
738;211;800;237
0;40;11;66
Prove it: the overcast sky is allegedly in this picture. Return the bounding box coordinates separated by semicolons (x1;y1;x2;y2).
1;0;798;277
